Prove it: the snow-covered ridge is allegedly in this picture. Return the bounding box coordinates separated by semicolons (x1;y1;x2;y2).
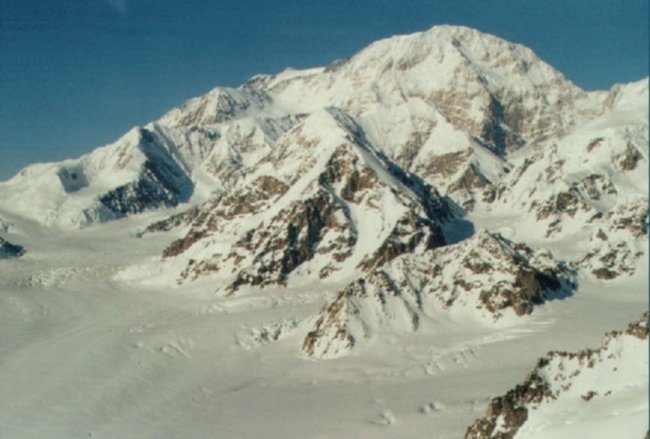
465;312;649;438
0;126;197;228
302;230;575;359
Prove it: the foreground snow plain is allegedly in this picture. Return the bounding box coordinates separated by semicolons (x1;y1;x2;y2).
0;208;645;438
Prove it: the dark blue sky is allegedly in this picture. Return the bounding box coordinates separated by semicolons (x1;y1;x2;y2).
1;0;648;180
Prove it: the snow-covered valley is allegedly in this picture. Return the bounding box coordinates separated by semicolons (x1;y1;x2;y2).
0;212;645;438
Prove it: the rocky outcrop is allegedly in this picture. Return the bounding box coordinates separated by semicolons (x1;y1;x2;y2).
465;370;552;439
358;210;445;271
581;200;648;279
0;237;25;259
465;312;649;438
98;129;193;217
157;175;289;258
417;148;496;210
615;142;644;171
222;188;357;291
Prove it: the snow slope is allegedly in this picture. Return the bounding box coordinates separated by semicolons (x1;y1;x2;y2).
466;313;649;439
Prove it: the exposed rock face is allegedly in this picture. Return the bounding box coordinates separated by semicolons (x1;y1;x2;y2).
616;142;643;171
0;237;25;259
465;371;552;439
303;230;574;358
409;147;499;211
97;129;194;217
222;188;357;291
581;200;648;279
465;312;649;438
157;175;290;258
358;210;446;271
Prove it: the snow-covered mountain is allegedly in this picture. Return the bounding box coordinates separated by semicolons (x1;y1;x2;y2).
130;26;646;301
0;21;646;351
2;25;644;229
0;24;647;438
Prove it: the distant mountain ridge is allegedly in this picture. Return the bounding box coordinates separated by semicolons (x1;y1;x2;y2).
2;25;644;226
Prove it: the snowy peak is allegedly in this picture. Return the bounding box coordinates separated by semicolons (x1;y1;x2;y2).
347;25;574;90
602;77;649;114
97;128;194;215
252;25;595;156
0;126;196;227
158;86;272;128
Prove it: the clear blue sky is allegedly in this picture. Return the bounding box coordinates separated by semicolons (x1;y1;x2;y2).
1;0;648;180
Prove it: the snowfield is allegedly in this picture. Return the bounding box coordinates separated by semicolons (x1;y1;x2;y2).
0;24;647;438
0;213;645;438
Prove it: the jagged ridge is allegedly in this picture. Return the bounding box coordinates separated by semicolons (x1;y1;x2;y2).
465;312;649;438
302;230;575;358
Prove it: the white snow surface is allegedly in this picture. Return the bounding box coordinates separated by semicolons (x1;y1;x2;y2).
519;327;648;439
0;212;646;438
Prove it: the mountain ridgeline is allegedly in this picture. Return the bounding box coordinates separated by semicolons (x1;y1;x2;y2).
0;25;647;358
